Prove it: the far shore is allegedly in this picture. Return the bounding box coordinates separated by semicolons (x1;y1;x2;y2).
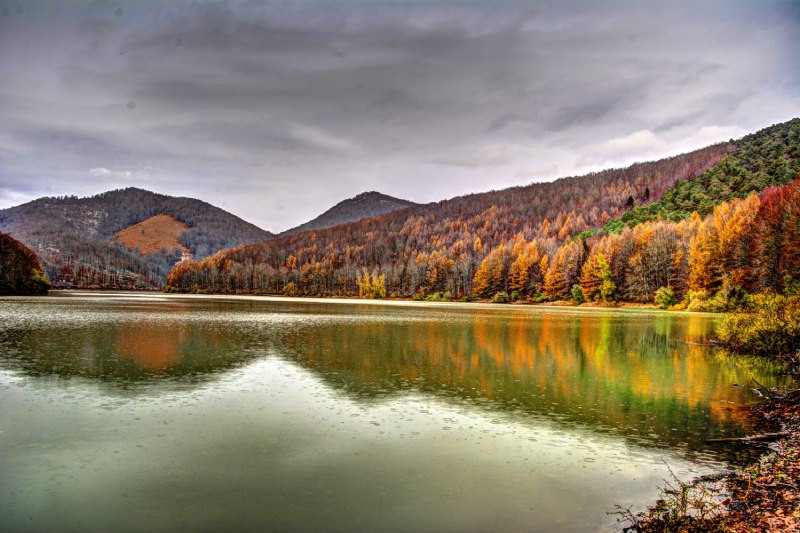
41;289;718;315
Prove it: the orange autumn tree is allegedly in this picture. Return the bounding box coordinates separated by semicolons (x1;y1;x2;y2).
688;193;760;291
472;244;511;298
543;239;585;300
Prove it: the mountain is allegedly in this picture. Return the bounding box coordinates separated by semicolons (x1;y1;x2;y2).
0;188;272;289
280;191;417;236
0;232;51;295
167;118;799;302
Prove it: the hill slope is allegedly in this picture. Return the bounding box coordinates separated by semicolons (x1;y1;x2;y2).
0;232;51;295
166;127;739;295
168;118;799;301
0;188;272;289
112;214;192;257
281;191;417;236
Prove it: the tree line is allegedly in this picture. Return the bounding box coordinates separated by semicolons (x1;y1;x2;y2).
166;119;798;303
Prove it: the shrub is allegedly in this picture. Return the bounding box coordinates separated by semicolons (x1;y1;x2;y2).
412;291;426;301
686;286;749;313
571;284;585;304
283;282;297;296
601;279;617;302
425;291;452;302
532;292;547;303
510;290;521;302
685;290;711;312
710;285;749;312
785;275;800;297
492;291;509;303
717;293;800;359
654;287;678;309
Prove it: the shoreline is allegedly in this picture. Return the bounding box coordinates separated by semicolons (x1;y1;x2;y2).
628;384;800;532
40;289;718;316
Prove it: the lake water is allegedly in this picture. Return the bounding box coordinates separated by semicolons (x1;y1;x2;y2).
0;292;786;532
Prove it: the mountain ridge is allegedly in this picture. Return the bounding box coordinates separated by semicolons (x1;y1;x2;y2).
280;191;417;236
0;187;273;289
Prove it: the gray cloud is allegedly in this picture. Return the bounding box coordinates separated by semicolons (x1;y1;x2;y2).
0;0;798;231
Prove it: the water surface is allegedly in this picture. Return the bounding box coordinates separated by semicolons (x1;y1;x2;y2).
0;293;785;532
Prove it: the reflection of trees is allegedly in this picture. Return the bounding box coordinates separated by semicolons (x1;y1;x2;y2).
291;309;784;456
0;300;786;462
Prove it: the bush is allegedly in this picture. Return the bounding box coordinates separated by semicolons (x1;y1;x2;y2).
601;279;617;302
710;285;749;312
532;292;547;303
718;293;800;359
510;290;521;302
654;287;677;309
283;282;297;296
412;291;426;301
425;291;452;302
461;294;476;302
686;286;749;313
571;284;585;304
492;291;509;303
685;290;712;312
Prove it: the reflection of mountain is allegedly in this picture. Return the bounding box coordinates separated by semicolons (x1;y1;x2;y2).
0;297;786;463
117;324;182;371
284;308;784;456
0;310;266;380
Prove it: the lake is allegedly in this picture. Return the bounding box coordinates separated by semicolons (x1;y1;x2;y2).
0;292;786;532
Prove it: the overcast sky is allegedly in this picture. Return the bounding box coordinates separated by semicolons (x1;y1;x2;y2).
0;0;798;231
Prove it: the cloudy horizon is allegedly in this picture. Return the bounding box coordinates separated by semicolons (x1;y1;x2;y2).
1;0;798;232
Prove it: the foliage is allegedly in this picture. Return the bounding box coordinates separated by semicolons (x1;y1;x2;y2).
425;291;452;302
718;292;800;359
166;139;732;297
571;284;585;304
356;270;387;299
283;281;297;296
604;118;800;233
654;287;677;309
165;119;798;304
492;291;509;303
0;232;51;295
601;279;617;303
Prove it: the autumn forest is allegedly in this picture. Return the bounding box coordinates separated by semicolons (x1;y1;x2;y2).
165;119;800;308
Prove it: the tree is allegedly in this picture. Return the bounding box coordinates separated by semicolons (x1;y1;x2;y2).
571;284;585;304
356;270;387;299
544;240;584;300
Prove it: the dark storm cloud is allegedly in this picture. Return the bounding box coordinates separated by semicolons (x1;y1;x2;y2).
0;0;798;230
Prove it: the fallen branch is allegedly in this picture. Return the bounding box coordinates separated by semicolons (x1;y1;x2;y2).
706;431;789;443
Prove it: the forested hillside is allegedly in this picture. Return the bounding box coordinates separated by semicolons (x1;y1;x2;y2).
0;232;51;295
166;126;745;296
281;191;417;236
167;119;798;303
603;119;800;233
0;188;272;289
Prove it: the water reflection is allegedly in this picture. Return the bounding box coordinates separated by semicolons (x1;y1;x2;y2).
0;293;791;532
0;295;786;457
